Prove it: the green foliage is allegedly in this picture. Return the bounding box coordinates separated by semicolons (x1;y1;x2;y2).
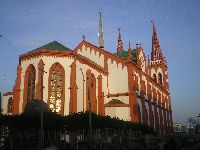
0;111;155;134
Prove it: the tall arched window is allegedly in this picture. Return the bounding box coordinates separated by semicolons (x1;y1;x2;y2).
48;63;65;115
134;75;139;90
153;73;157;82
23;64;36;110
7;97;13;113
90;73;97;112
86;70;97;113
25;65;36;101
137;103;142;123
158;73;163;85
27;66;36;101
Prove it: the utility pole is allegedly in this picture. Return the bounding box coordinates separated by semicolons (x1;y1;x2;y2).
38;66;47;150
87;77;92;149
0;92;2;114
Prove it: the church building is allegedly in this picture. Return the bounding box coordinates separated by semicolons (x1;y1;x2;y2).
2;13;173;134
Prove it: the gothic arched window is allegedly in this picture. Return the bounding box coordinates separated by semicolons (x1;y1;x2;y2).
153;74;157;82
86;70;97;113
23;64;36;110
7;97;13;113
158;73;163;85
48;63;65;115
24;65;36;103
27;66;36;101
137;103;142;123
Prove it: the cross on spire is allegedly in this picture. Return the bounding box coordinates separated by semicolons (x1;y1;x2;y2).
117;27;124;53
82;35;86;41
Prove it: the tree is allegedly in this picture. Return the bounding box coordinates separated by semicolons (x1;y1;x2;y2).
0;108;2;115
188;117;197;133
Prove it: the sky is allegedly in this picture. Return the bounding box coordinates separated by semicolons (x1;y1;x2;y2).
0;0;200;124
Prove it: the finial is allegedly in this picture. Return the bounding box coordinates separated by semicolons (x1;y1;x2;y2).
148;55;150;66
118;27;121;32
99;7;103;15
118;27;122;38
150;19;154;24
128;41;131;50
136;43;139;49
128;41;132;60
82;35;86;41
117;26;124;52
151;19;156;33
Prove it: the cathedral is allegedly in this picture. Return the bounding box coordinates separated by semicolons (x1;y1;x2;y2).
2;13;173;134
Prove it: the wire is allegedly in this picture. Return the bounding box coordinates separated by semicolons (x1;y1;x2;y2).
0;34;19;51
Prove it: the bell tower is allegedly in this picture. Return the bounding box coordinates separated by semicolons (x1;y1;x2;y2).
148;21;169;91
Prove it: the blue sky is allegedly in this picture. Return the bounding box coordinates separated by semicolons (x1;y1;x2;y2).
0;0;200;124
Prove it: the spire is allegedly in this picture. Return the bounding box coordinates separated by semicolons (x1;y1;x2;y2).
117;27;124;53
151;20;163;61
98;12;104;48
128;41;132;60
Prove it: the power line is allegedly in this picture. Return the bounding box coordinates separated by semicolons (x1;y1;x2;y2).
0;34;19;51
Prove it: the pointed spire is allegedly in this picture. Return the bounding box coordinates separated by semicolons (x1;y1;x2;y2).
151;20;163;61
98;12;104;48
117;27;124;53
148;55;150;67
128;41;132;60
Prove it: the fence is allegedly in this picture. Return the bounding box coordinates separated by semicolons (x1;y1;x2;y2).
0;127;157;150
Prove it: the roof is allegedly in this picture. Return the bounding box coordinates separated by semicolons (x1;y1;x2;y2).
3;92;13;96
29;40;71;52
108;99;125;104
74;40;128;63
114;49;137;62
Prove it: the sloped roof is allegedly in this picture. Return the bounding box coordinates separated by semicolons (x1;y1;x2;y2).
74;40;127;63
114;49;137;62
30;40;71;52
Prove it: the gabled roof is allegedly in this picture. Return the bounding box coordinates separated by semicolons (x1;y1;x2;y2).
29;40;71;52
74;40;131;64
114;49;137;62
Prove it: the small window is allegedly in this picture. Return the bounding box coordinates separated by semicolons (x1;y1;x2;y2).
7;97;13;113
158;73;163;85
153;74;157;82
